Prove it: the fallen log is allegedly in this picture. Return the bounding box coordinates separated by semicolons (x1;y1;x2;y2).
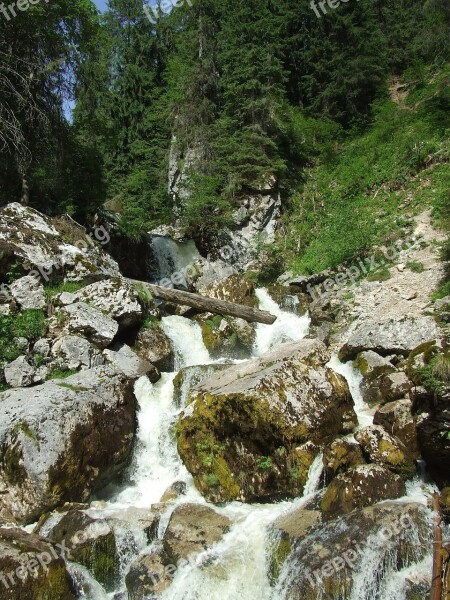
125;279;277;325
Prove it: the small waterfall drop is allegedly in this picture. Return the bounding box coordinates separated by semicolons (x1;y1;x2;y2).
149;236;200;287
254;288;310;355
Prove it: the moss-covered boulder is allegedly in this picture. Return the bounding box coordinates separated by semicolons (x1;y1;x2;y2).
322;439;365;483
270;501;430;599
0;366;136;524
321;465;406;520
196;314;256;359
125;545;173;599
177;339;357;502
353;350;395;380
373;398;418;456
36;509;119;591
355;425;416;479
0;527;76;599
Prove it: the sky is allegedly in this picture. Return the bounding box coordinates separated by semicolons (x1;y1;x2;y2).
93;0;108;12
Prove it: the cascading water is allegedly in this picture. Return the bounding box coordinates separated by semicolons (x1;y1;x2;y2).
149;236;200;287
67;288;437;600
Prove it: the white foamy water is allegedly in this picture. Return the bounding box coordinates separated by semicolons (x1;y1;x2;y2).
328;354;375;429
254;288;310;356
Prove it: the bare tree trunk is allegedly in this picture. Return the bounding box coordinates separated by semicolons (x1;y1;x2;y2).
20;172;29;205
126;279;277;325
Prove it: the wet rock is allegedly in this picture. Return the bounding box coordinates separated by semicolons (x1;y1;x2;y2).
355;425;416;478
125;546;173;599
0;527;76;599
339;316;442;361
361;370;413;407
268;508;321;582
197;273;256;307
173;364;232;407
4;355;35;388
135;324;175;372
74;278;145;330
51;335;104;370
373;398;418;456
321;465;406;520
177;339;356;502
60;302;119;349
163;503;232;564
197;314;256;359
322;439;365;483
0;366;136;524
103;343;160;381
160;481;187;503
36;509;119;591
272;501;430;599
10;275;46;310
353;350;395;380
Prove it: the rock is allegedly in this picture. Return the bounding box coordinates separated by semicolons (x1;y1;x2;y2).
373;399;418;456
125;546;173;599
339;316;442;361
197;274;256;307
355;425;416;478
0;366;136;524
173;364;232;407
415;390;450;486
33;338;51;357
197;314;256;359
58;292;78;306
135;324;175;372
272;502;430;599
160;481;187;503
4;355;35;388
177;339;356;502
10;275;46;310
268;508;321;582
0;203;120;282
163;503;232;564
321;465;406;519
0;527;76;599
103;343;160;382
36;509;119;591
51;335;104;370
353;350;395;380
60;302;119;349
74;278;145;330
322;439;365;483
361;370;413;407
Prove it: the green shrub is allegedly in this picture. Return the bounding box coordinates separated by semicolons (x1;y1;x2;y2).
0;310;47;362
406;261;425;273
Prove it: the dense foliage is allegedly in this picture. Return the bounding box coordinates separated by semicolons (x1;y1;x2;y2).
0;0;449;246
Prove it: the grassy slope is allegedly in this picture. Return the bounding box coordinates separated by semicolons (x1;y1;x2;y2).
277;64;450;279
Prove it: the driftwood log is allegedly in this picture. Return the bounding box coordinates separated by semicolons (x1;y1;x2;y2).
126;279;277;325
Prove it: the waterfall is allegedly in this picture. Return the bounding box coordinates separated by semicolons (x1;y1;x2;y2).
149;236;200;287
254;288;310;356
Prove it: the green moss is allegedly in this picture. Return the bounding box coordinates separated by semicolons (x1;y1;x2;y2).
406;260;425;273
269;536;292;584
47;368;78;381
367;268;391;282
76;533;119;591
56;382;89;392
44;281;84;298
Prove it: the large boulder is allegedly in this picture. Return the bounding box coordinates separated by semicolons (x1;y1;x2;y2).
177;339;357;502
10;275;46;310
355;425;416;478
173;364;231;407
0;366;136;524
163;503;232;564
59;302;119;349
36;509;119;591
135;324;175;372
4;355;36;388
0;527;76;599
0;203;120;282
320;465;406;520
361;371;413;407
125;546;173;599
339;316;441;362
73;278;145;330
270;501;431;600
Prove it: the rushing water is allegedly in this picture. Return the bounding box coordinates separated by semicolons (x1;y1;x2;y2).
72;289;435;600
